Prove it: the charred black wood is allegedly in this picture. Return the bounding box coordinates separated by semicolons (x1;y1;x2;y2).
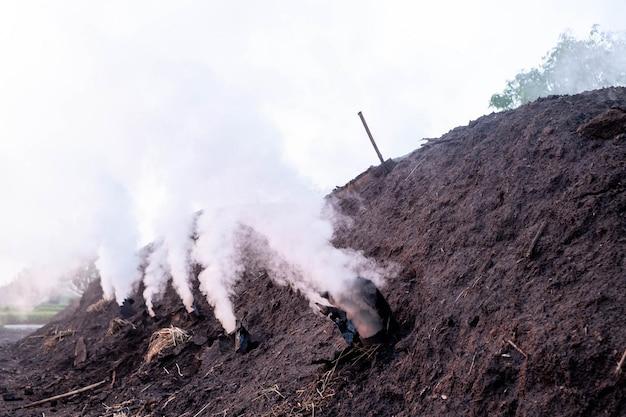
234;321;257;354
320;277;398;346
120;297;136;319
317;304;360;346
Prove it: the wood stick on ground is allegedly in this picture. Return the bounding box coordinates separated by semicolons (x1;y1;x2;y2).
616;349;626;375
455;276;482;303
41;377;62;391
468;352;477;376
162;395;177;409
191;402;211;417
175;363;184;377
526;220;547;258
134;403;147;417
506;339;528;359
19;379;107;409
403;160;423;182
454;286;469;303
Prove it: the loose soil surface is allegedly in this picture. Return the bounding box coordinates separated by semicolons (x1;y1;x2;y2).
1;88;625;417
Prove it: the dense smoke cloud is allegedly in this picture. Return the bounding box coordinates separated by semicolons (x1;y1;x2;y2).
0;57;389;331
1;2;624;323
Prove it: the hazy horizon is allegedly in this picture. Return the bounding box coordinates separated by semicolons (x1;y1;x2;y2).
1;1;624;301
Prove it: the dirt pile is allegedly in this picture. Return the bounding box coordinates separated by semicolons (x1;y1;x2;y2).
1;87;625;417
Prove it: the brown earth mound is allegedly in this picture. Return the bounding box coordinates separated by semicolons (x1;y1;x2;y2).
1;87;625;417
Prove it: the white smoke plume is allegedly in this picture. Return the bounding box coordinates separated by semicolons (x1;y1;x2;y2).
194;213;245;332
130;81;391;331
3;3;622;323
1;35;392;330
0;56;390;331
142;241;170;317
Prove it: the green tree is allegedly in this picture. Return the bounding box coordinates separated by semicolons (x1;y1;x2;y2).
66;260;99;296
490;26;626;110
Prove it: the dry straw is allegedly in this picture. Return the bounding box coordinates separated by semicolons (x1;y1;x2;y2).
86;298;111;313
145;326;191;363
106;318;136;336
42;328;75;351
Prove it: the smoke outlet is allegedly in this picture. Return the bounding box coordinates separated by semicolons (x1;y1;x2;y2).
234;320;256;354
319;277;397;346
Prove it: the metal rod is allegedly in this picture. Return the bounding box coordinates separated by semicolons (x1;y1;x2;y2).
358;111;386;167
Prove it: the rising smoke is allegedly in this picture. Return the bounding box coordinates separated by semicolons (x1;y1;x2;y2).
0;61;390;332
4;5;623;330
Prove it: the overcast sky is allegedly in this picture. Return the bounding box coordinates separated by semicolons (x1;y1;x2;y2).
0;1;625;286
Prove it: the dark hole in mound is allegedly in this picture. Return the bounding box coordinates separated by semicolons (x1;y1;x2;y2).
234;322;258;354
317;304;360;346
319;277;398;347
120;297;136;319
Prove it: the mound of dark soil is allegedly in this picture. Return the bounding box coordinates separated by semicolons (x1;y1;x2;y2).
1;87;625;417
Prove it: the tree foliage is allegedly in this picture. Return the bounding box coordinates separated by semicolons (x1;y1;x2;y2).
490;26;626;110
66;261;100;296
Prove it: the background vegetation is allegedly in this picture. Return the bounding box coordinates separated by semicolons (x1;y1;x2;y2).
490;26;626;110
0;302;68;325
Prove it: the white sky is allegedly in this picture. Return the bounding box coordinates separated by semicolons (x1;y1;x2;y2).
0;1;624;286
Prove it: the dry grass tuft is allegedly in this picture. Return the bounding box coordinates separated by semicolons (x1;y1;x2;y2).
254;346;382;417
100;398;136;417
43;328;75;351
616;349;626;375
86;298;112;313
106;318;136;336
145;326;191;363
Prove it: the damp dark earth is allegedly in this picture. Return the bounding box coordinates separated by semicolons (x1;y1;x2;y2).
1;88;625;417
